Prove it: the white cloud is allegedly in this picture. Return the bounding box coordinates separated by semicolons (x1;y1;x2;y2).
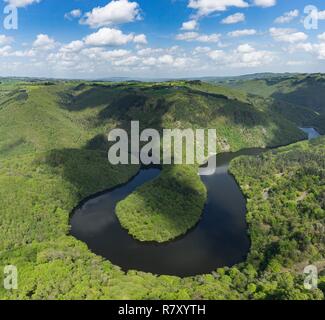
84;27;146;46
318;11;325;20
288;42;325;60
112;55;139;66
274;10;299;24
60;40;84;53
228;29;257;37
142;57;157;66
289;42;314;53
233;44;274;67
315;43;325;59
318;32;325;42
5;0;40;8
137;47;163;56
188;0;249;17
33;34;56;50
270;28;308;43
254;0;276;8
0;45;12;57
208;44;274;68
193;46;211;54
309;10;325;21
181;20;198;31
221;13;245;24
100;49;130;59
176;32;220;43
82;0;141;28
133;34;147;44
158;54;174;64
65;9;82;20
237;43;255;53
84;28;132;46
208;50;225;61
11;49;36;57
0;35;13;46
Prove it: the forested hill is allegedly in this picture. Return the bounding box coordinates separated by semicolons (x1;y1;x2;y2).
0;79;324;300
0;80;305;160
216;73;325;134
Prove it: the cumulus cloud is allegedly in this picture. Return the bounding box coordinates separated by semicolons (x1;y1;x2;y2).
208;49;225;61
158;54;174;64
0;45;12;57
221;13;245;24
81;0;141;28
208;43;274;68
133;34;147;45
181;20;199;31
4;0;41;8
274;10;299;24
318;11;325;20
84;27;146;46
288;41;325;60
270;28;308;43
65;9;82;20
228;29;256;37
60;40;84;53
234;44;274;67
193;46;211;54
315;43;325;59
100;49;131;60
289;42;314;53
0;35;13;46
176;32;220;43
188;0;248;17
84;28;133;46
318;32;325;42
253;0;276;8
33;34;56;50
137;47;163;56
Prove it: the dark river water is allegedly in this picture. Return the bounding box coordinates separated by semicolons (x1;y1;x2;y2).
70;148;265;277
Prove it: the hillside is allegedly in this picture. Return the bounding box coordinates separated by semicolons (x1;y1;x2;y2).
0;80;307;243
0;134;324;299
216;74;325;134
0;80;305;159
0;79;323;300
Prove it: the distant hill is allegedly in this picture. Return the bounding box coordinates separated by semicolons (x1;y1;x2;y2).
214;73;325;134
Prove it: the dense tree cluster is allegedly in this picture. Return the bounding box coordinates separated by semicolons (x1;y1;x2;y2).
116;165;207;242
0;80;324;300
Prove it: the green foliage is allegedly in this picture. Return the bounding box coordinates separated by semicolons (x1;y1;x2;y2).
230;137;325;270
0;149;139;252
116;165;207;242
0;79;324;300
220;74;325;134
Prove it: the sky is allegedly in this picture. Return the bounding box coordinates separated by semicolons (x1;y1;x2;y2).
0;0;325;78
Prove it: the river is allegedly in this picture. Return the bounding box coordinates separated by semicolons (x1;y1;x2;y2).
70;128;321;276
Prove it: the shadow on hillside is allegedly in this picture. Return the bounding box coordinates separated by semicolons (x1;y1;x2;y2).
40;148;139;199
271;81;325;114
61;84;276;130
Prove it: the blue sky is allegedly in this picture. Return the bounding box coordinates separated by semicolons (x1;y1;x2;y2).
0;0;325;78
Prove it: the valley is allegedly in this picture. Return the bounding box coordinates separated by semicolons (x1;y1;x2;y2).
0;76;324;300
